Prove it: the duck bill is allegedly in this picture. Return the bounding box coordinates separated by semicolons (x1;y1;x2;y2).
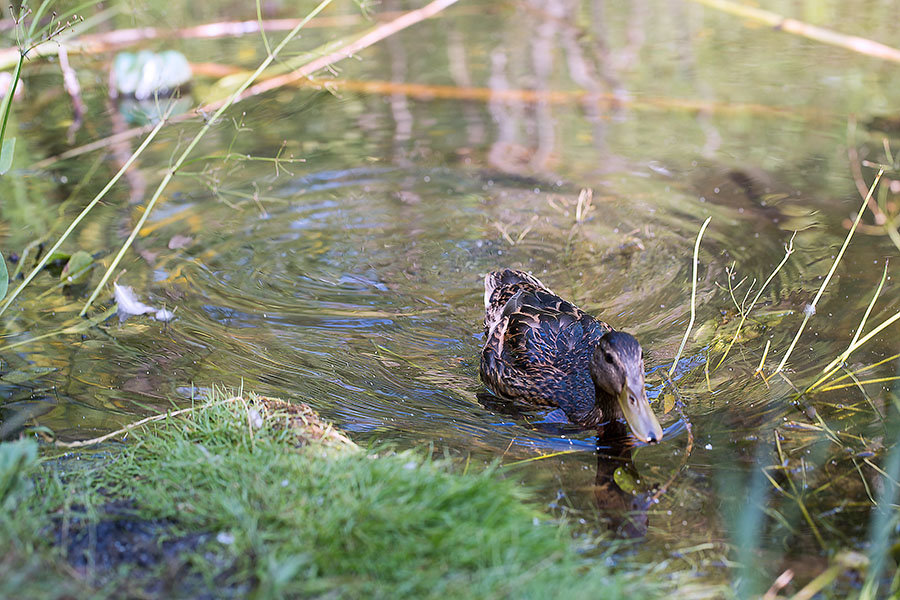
617;387;664;444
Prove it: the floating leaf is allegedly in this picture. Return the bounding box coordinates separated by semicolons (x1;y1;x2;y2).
0;136;14;174
663;393;676;415
0;250;7;301
613;467;637;495
45;251;72;262
61;250;94;285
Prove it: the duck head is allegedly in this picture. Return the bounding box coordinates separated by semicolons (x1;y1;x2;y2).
589;331;664;444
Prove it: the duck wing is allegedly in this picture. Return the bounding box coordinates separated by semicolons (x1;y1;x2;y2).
501;289;609;371
480;286;611;420
483;269;553;337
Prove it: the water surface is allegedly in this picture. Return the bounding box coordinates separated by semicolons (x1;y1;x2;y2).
3;1;900;594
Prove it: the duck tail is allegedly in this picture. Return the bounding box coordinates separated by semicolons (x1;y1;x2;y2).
483;269;550;308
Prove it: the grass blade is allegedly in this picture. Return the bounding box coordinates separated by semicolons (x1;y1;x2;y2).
669;216;711;378
807;262;888;392
776;169;884;374
859;430;900;599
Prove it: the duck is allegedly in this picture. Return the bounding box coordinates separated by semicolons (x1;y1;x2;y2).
479;269;663;444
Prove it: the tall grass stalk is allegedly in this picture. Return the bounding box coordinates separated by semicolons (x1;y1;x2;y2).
0;252;7;301
0;54;23;170
0;1;98;172
817;376;900;393
776;168;884;374
80;0;335;315
806;262;889;392
669;216;711;378
0;115;169;320
806;306;900;392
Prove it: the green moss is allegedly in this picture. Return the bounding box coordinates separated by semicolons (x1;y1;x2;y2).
0;393;655;599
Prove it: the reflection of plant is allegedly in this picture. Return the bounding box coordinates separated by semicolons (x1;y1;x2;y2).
847;132;900;253
0;2;83;174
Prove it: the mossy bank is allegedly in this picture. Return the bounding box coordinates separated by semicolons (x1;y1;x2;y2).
1;391;656;599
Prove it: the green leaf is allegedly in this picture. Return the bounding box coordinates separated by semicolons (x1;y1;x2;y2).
0;136;14;174
613;466;637;495
0;250;7;301
61;250;94;285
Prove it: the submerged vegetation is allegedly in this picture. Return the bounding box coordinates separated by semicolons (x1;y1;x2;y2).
1;0;900;597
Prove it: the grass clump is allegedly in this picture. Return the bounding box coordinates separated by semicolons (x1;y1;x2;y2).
1;392;649;599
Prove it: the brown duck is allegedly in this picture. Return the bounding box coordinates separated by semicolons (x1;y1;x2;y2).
479;269;663;443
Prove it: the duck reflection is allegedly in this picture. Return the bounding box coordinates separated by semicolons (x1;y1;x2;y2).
593;420;650;538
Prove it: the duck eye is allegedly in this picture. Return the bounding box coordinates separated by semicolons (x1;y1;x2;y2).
604;352;614;364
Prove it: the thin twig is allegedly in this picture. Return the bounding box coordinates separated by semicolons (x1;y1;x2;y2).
0;10;458;69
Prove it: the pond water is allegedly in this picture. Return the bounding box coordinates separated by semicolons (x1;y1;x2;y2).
3;0;900;594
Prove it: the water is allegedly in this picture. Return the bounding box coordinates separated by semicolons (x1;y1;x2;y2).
3;0;900;592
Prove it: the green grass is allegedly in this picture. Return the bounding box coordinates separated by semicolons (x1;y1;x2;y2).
0;392;654;599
